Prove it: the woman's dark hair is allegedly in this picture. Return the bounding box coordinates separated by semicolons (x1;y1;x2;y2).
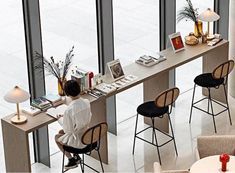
64;80;81;97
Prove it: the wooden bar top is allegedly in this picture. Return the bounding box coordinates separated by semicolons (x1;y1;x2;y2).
1;112;56;133
1;94;103;133
107;40;229;96
1;40;228;132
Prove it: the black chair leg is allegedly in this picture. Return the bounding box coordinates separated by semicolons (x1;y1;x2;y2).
223;84;232;125
151;117;161;165
97;150;104;173
208;88;217;133
152;118;155;144
207;97;210;113
189;84;196;123
81;154;85;173
168;114;178;156
132;113;139;155
62;151;65;173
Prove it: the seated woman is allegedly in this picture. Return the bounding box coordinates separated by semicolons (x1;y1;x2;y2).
55;80;92;170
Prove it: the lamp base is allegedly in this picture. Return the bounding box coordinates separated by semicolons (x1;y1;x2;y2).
207;35;215;40
11;115;27;124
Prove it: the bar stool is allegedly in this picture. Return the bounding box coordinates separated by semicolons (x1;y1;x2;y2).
189;60;234;133
62;122;108;173
132;87;180;165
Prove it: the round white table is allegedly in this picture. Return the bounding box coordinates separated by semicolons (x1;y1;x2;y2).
190;155;235;173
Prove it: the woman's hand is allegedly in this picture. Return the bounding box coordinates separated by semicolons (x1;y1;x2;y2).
56;114;63;119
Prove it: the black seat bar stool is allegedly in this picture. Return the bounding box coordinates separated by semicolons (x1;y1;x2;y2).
189;60;234;133
132;87;180;165
62;122;108;173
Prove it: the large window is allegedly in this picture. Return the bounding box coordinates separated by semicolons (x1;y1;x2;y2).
0;0;29;171
40;0;99;95
176;0;214;92
113;0;160;122
40;0;99;154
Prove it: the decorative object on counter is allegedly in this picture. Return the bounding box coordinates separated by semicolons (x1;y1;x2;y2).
169;32;185;53
201;33;208;43
107;59;125;81
219;154;230;172
58;77;67;96
35;46;74;96
198;8;220;40
4;86;30;124
185;32;199;45
177;0;202;37
93;73;103;85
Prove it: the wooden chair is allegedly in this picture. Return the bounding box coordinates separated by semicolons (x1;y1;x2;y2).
62;122;108;173
154;162;189;173
132;87;180;164
189;60;234;133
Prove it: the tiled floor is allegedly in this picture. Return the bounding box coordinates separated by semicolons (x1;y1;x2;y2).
0;0;228;172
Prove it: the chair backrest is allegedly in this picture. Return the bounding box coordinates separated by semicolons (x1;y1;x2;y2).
197;135;235;159
81;122;108;145
212;60;234;79
155;87;180;108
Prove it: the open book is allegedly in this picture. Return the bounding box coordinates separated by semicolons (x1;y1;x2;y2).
46;104;68;118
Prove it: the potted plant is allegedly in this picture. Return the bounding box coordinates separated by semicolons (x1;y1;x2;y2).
35;46;74;96
177;0;202;37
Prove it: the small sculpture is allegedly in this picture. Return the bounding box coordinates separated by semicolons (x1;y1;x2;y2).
185;33;199;45
220;153;230;172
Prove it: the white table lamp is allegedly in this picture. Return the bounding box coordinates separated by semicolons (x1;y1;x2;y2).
4;86;30;124
198;8;220;39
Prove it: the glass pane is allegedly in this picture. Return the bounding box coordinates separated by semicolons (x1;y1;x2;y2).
40;0;98;95
113;0;160;122
176;0;214;92
40;0;98;155
0;1;29;115
0;0;29;171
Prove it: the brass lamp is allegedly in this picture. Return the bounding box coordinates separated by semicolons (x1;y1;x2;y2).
198;8;220;39
4;86;30;124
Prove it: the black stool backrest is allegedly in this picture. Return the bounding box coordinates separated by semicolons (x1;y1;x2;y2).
212;60;234;80
81;122;108;148
155;87;180;108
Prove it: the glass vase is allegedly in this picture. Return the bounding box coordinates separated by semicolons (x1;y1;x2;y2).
58;78;67;96
194;20;203;37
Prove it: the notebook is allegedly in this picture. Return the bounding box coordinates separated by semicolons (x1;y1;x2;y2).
46;104;68;118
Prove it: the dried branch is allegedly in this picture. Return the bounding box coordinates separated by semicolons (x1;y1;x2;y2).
34;46;74;81
177;0;198;23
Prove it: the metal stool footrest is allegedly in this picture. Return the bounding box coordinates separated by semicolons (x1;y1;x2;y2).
135;125;175;148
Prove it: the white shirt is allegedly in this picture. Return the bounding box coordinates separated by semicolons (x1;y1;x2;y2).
58;98;92;148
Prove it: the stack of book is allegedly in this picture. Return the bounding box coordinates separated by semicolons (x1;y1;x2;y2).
31;97;52;111
71;67;92;92
22;106;41;116
31;94;63;111
135;55;166;67
42;94;64;107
